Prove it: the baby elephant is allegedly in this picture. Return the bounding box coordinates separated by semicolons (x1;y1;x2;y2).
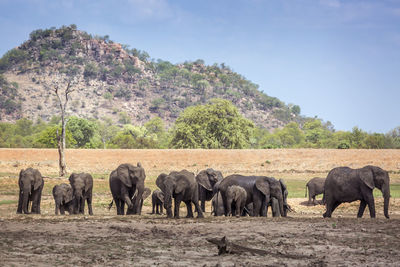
305;177;326;205
52;183;75;215
126;187;151;215
152;189;164;215
226;185;247;217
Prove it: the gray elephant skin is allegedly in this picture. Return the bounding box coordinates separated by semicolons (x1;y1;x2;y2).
156;170;204;218
69;172;94;215
17;168;44;214
217;175;258;216
211;192;253;216
226;185;247;216
253;177;286;217
323;165;390;218
152;189;164;214
217;175;286;217
196;168;223;212
52;183;74;215
126;187;151;215
109;163;146;215
305;177;325;205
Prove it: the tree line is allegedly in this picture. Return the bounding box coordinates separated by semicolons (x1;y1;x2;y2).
0;99;399;149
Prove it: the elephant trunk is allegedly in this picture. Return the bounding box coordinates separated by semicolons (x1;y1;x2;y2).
22;185;31;214
277;193;285;217
163;189;173;218
382;183;390;219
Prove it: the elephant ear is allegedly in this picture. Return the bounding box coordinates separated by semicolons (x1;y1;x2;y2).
157;191;165;202
156;173;167;192
196;171;213;191
18;169;24;186
84;174;93;192
255;178;270;196
142;188;151;200
33;169;43;190
360;167;375;190
117;164;132;188
64;185;74;203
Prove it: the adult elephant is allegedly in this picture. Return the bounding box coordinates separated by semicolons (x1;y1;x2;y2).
109;163;146;215
195;168;223;212
217;175;259;216
17;168;44;214
156;170;204;218
69;172;94;215
323;165;390;219
52;183;75;215
305;177;325;205
253;176;285;217
126;187;151;215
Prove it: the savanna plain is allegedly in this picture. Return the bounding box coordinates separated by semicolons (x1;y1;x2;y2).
0;149;400;266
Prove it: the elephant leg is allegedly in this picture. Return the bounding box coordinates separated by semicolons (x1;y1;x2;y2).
31;190;40;214
185;201;194;218
37;187;43;214
152;202;155;214
323;197;335;218
80;197;86;214
357;200;367;218
55;203;59;215
117;199;123;215
365;195;376;218
121;201;125;215
60;205;65;215
160;204;163;214
200;190;206;212
87;193;93;215
174;195;183;219
193;200;204;218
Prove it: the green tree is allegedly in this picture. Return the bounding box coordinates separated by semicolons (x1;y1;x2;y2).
33;126;76;148
170;99;254;148
303;119;332;148
66;116;97;148
96;117;120;149
350;127;367;148
144;116;169;148
275;122;305;147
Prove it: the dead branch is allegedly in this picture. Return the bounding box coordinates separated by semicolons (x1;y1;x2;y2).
206;236;311;259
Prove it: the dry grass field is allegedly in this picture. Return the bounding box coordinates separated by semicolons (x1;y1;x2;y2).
0;149;400;266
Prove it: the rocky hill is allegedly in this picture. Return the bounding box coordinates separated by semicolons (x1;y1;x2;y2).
0;25;303;130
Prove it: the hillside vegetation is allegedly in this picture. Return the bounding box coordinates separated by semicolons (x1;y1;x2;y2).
0;25;300;129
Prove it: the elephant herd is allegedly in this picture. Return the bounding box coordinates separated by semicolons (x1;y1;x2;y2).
16;164;391;219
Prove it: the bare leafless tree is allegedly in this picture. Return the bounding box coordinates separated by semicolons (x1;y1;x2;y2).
54;81;74;177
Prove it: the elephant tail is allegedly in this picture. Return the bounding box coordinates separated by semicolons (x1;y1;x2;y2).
108;200;113;210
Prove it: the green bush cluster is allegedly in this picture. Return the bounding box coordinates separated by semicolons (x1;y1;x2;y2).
0;99;399;149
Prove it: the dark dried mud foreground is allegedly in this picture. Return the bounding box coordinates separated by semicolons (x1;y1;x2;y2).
1;215;399;267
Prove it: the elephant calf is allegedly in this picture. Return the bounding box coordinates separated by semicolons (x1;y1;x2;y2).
52;183;75;215
126;187;151;215
305;177;325;205
69;172;94;215
151;189;164;215
226;185;247;217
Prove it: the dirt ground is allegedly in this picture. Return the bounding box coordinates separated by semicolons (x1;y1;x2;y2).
0;149;400;266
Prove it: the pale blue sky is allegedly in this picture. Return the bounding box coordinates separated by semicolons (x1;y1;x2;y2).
1;0;399;133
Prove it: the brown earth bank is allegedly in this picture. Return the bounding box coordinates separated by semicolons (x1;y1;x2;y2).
1;148;399;177
0;215;399;266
